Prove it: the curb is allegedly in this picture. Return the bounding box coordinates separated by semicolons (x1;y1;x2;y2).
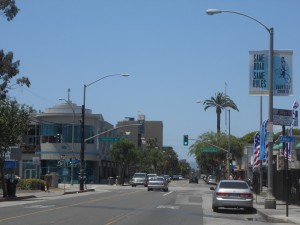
256;209;288;223
63;189;95;195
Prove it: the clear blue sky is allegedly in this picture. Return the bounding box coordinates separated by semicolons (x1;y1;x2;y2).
1;0;299;163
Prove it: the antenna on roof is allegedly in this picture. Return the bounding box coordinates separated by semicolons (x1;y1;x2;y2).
67;88;71;101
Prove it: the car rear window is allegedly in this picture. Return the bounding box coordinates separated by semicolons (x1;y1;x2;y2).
219;182;248;189
134;173;146;178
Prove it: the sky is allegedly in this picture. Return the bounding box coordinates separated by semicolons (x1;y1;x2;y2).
1;0;299;164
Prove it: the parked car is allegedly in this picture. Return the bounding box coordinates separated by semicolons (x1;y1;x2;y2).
130;173;148;187
210;180;253;213
206;175;217;185
189;176;199;184
147;176;169;192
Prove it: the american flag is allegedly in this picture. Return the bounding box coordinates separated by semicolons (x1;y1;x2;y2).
253;132;260;169
287;100;299;160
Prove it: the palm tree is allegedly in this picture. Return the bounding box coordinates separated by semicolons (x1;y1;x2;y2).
203;92;239;134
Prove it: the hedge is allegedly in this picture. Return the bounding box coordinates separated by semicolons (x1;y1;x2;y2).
17;178;44;190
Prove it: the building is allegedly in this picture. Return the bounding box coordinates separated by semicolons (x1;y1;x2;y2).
116;114;163;149
19;100;117;184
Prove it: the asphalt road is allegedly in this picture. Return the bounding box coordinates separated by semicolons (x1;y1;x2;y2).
0;179;290;225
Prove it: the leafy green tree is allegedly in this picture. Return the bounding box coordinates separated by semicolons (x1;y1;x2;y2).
178;160;191;178
161;147;179;175
202;92;239;135
110;139;139;184
0;100;32;197
189;131;244;179
0;0;19;21
148;148;163;174
136;138;162;173
0;50;30;101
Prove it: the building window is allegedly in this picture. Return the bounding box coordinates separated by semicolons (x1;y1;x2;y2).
41;124;94;144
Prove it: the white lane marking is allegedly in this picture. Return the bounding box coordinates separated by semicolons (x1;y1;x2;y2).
163;191;173;196
157;205;180;209
24;205;56;209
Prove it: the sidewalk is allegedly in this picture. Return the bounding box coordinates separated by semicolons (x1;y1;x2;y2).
254;191;300;224
0;183;101;202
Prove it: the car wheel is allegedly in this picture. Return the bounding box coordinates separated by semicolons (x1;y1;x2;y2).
147;188;150;191
212;206;218;212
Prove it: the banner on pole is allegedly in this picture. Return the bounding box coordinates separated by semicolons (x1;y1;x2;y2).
249;50;293;96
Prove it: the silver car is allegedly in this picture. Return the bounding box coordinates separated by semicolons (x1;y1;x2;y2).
130;173;148;187
210;180;253;213
147;176;169;192
206;175;217;185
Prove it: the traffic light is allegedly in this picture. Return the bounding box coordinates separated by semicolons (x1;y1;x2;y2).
183;135;189;146
229;159;233;168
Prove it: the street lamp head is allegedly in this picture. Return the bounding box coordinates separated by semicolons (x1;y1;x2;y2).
206;9;222;15
121;73;130;77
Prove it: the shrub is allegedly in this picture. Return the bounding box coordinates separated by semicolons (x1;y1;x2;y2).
18;178;44;190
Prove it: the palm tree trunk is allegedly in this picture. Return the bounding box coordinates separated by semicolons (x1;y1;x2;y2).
217;111;221;138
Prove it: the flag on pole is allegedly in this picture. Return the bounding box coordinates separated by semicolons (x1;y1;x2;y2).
288;100;299;160
253;132;260;170
260;119;268;161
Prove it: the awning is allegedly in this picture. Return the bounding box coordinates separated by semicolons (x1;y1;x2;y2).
273;143;283;150
296;142;300;149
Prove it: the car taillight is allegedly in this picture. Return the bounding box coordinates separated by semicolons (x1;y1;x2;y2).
216;192;229;197
239;193;253;198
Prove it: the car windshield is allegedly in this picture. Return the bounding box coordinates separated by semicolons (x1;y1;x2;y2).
209;176;216;179
219;182;248;189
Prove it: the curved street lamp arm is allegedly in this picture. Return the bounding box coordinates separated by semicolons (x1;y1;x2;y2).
84;124;142;142
206;9;271;33
85;73;129;88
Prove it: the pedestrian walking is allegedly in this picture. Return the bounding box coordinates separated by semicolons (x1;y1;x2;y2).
44;174;51;192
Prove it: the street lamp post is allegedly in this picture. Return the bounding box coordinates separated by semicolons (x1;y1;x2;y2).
206;9;275;209
80;73;129;191
59;98;75;185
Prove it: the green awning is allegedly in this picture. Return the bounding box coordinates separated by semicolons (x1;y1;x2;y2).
273;143;283;150
296;143;300;149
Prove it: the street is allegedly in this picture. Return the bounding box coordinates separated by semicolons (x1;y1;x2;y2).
0;179;293;225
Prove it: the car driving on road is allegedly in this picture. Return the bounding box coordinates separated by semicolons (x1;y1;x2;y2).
206;175;217;185
189;176;199;184
130;172;148;187
147;176;169;192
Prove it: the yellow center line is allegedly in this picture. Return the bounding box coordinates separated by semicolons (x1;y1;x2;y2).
105;213;130;225
0;190;141;222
